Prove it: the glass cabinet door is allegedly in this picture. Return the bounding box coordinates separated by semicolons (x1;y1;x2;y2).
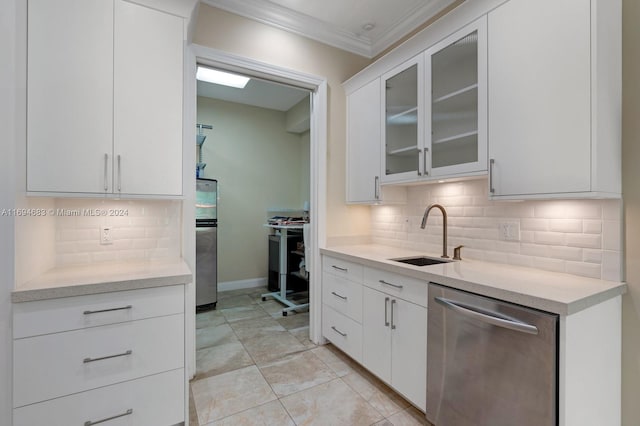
427;18;487;176
382;57;423;182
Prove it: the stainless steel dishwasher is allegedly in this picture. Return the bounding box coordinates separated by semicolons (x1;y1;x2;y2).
427;283;558;426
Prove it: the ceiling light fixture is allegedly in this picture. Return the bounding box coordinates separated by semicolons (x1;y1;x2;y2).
196;66;250;88
362;22;375;31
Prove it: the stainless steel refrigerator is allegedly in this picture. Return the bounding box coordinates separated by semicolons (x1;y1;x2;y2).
196;178;217;310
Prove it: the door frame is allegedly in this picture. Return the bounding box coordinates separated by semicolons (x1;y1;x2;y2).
183;44;328;378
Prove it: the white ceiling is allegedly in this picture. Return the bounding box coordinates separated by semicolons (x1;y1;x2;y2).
197;76;310;111
202;0;458;58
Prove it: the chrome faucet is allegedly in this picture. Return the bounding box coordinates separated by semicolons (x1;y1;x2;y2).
421;203;449;258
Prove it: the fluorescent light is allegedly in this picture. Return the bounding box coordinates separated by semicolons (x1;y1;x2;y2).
196;67;250;88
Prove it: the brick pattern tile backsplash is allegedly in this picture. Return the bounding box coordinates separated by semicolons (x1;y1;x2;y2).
54;199;181;266
371;180;622;281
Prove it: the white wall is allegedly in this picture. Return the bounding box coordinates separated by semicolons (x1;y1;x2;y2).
622;0;640;423
193;5;373;240
372;179;622;281
197;96;308;283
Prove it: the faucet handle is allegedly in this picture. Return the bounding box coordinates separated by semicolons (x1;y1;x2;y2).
453;245;464;261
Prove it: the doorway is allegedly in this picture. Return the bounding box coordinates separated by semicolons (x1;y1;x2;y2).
184;45;328;379
195;64;311;302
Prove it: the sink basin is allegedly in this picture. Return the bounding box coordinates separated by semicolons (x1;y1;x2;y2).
390;256;451;266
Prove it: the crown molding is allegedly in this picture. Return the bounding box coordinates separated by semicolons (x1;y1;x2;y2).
202;0;374;57
202;0;457;58
371;0;457;55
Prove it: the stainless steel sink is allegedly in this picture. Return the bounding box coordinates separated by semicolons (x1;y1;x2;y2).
390;256;451;266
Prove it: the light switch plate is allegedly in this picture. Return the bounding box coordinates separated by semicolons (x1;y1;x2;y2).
100;225;113;245
499;221;520;241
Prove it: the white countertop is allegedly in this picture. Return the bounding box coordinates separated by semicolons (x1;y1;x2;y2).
321;244;626;315
12;258;192;303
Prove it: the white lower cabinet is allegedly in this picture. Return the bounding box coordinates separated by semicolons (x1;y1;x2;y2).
321;255;427;411
12;285;186;425
13;369;184;426
362;286;427;411
322;304;363;363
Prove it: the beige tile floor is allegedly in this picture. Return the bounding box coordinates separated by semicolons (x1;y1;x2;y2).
190;286;432;426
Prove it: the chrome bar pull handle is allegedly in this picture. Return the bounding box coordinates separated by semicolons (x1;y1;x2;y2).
374;176;380;199
391;299;397;329
331;291;347;301
424;147;429;176
379;279;403;289
384;297;390;327
489;158;495;194
103;153;109;191
332;265;348;272
434;296;539;335
331;326;347;337
117;155;122;192
84;305;132;315
85;409;133;426
417;149;423;176
83;349;132;364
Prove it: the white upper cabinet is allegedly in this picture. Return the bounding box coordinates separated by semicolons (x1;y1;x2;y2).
381;56;424;184
27;0;184;197
346;78;406;204
378;18;488;185
27;0;114;194
347;79;383;202
487;0;621;199
426;18;487;177
114;0;183;196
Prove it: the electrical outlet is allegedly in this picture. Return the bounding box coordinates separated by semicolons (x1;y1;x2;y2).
100;225;113;245
499;221;520;241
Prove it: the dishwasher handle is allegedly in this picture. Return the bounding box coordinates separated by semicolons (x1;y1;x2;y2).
434;296;539;335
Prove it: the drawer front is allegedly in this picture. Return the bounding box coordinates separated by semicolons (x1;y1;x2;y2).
14;314;184;408
14;284;185;338
363;267;428;307
322;304;362;363
322;272;363;322
14;369;184;426
322;255;363;283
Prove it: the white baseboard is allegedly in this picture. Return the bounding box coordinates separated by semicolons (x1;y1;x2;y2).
218;277;268;292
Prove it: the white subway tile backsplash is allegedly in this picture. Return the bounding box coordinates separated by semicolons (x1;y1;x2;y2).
583;249;603;264
583;220;602;234
603;220;622;251
548;246;583;261
566;261;602;279
602;250;622;282
371;179;622;280
534;232;566;246
520;244;549;258
54;199;182;267
549;219;583;233
566;233;601;249
603;200;623;221
521;218;549;231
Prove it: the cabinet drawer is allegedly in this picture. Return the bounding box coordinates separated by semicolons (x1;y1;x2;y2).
363;267;428;307
322;304;362;363
13;285;184;338
14;314;184;408
322;272;363;322
14;368;184;426
322;255;363;283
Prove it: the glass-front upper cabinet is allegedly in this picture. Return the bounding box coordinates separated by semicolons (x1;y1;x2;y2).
426;17;487;177
381;56;424;183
